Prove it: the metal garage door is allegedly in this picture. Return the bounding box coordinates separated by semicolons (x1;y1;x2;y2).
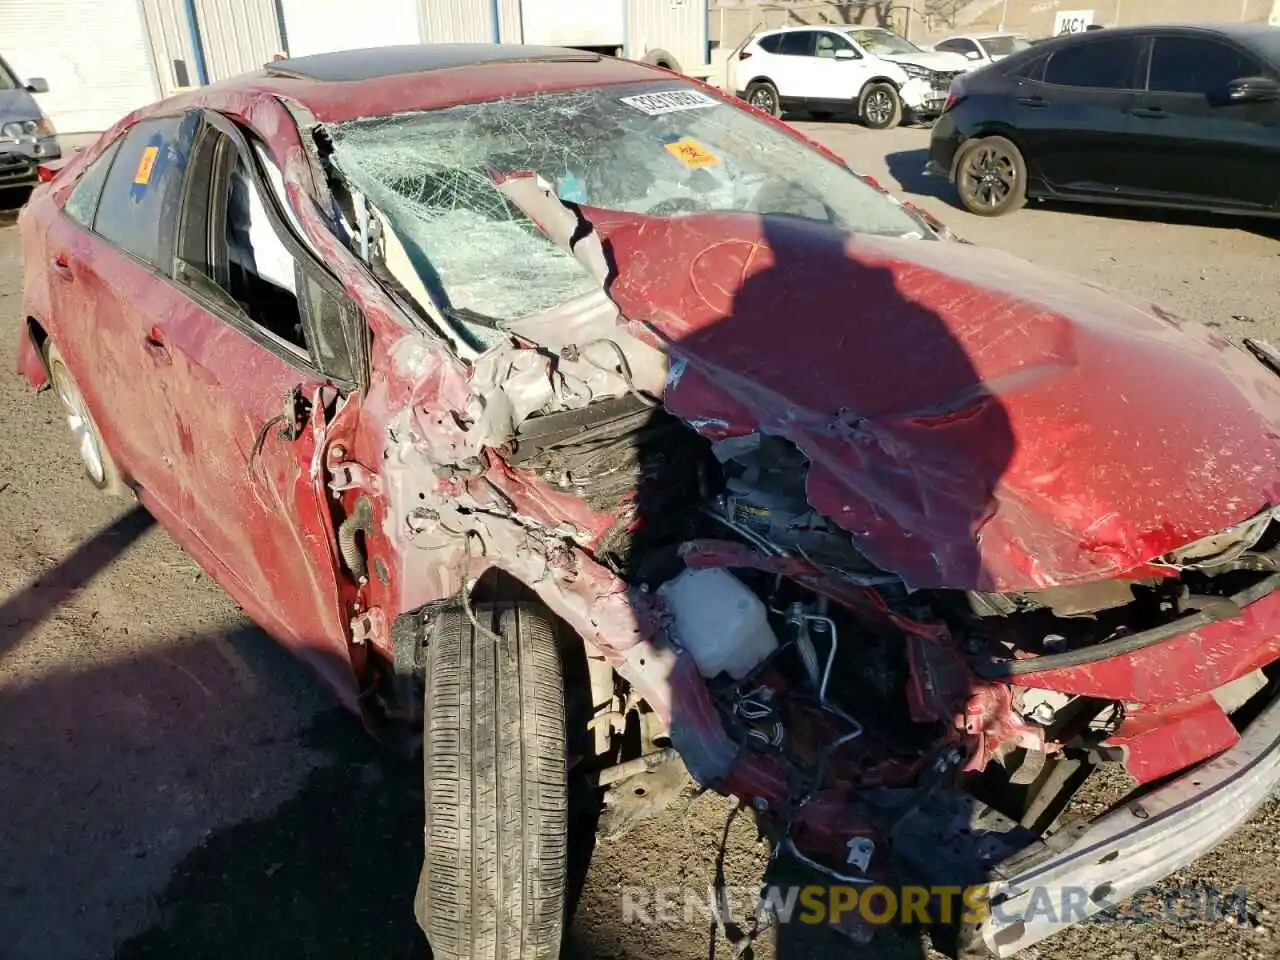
281;0;423;57
0;0;159;134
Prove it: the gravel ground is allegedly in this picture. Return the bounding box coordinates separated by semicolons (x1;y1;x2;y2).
2;119;1279;960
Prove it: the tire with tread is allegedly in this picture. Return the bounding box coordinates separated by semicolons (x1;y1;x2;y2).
417;602;568;960
744;80;782;117
859;81;903;130
952;135;1027;217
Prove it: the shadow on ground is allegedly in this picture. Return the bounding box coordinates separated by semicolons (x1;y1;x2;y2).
113;709;430;960
885;146;1280;240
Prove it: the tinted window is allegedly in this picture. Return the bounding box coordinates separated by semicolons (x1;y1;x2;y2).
64;138;123;228
815;32;854;58
936;38;977;55
1147;37;1262;94
94;114;200;267
779;31;815;56
1043;37;1139;88
758;34;783;54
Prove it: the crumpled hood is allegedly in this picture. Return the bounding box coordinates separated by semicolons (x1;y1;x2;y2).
595;210;1280;591
880;50;973;72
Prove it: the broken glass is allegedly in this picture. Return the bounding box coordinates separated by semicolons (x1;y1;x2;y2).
329;80;924;326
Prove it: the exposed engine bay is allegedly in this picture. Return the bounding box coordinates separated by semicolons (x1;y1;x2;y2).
496;387;1280;849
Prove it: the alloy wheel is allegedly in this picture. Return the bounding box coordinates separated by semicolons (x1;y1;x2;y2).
865;90;893;126
51;362;105;484
961;144;1017;210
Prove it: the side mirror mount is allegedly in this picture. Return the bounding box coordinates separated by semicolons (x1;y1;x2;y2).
834;48;858;60
24;77;49;94
1226;75;1280;103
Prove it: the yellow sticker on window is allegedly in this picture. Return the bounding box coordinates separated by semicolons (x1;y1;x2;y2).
665;138;720;169
134;145;159;185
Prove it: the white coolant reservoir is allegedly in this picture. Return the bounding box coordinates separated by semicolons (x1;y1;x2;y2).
657;568;779;680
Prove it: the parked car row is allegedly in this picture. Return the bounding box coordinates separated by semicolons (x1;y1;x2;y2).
0;54;59;194
735;25;974;128
928;22;1280;219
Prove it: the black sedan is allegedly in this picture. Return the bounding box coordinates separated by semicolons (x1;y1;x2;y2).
927;23;1280;217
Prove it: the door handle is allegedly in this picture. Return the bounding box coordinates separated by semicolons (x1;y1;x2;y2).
50;254;74;281
143;326;172;364
1016;95;1048;107
1131;106;1167;119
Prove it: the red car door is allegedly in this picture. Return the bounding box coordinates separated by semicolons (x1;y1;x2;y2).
140;112;365;699
39;114;202;506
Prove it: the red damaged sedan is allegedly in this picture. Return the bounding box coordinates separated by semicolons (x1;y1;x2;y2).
15;44;1280;959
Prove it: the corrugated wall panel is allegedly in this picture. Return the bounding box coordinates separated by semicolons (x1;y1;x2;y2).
140;0;200;94
627;0;708;71
195;0;282;80
498;0;524;42
421;0;495;42
283;0;423;56
0;0;159;133
521;0;624;46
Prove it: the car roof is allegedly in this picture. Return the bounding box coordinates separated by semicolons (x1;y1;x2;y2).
265;43;600;83
129;45;669;126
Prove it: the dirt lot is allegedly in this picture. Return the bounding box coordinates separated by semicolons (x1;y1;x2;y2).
2;122;1279;960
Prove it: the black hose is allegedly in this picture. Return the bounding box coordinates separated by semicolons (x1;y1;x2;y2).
338;495;374;584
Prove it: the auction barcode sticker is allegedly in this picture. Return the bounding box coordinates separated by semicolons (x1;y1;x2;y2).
620;89;719;115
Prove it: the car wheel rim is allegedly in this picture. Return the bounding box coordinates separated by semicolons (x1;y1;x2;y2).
52;364;105;484
751;89;775;112
961;145;1016;209
866;91;892;124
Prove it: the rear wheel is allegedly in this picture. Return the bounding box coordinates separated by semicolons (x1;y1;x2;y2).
44;340;126;495
953;135;1027;217
745;80;781;118
416;602;568;960
859;82;902;130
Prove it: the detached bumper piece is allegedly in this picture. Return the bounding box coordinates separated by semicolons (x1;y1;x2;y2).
979;686;1280;956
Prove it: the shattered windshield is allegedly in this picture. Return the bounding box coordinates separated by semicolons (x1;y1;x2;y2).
330;80;923;324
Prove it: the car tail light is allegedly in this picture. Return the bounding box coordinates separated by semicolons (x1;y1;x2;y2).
36;164;57;184
943;92;958;113
738;50;753;60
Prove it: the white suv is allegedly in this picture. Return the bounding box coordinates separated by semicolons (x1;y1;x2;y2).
735;26;971;129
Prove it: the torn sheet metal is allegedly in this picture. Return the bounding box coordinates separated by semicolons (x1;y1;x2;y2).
593;208;1280;592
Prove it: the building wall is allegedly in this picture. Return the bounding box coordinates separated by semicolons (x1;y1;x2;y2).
955;0;1272;38
140;0;201;93
628;0;710;68
422;0;497;41
195;0;283;79
1;0;160;134
281;0;423;55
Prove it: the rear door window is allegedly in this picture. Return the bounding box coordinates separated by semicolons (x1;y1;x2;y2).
1043;36;1141;89
64;137;124;228
92;114;201;269
1147;36;1262;95
815;32;854;58
779;31;816;56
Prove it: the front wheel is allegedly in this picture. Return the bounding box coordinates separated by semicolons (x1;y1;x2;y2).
953;135;1028;217
859;82;902;130
744;80;781;118
416;602;568;960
